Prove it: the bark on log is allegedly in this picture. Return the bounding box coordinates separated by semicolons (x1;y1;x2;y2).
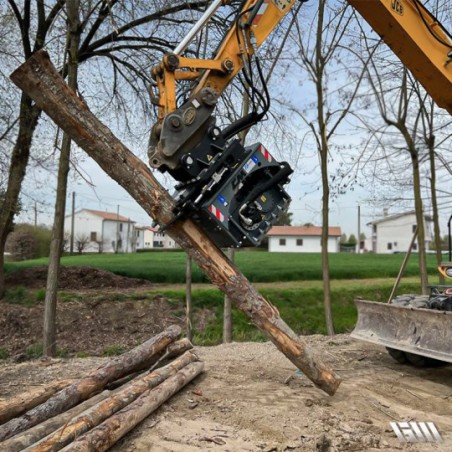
0;391;111;452
0;380;73;425
105;337;193;390
0;325;181;441
27;351;198;452
61;361;204;452
10;50;341;396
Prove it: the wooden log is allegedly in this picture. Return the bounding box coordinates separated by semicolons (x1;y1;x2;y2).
0;391;111;452
0;380;73;425
10;50;341;396
105;337;193;390
61;361;205;452
0;325;181;441
27;351;198;451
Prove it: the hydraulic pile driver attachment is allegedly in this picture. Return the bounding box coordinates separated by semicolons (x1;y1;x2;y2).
147;0;298;247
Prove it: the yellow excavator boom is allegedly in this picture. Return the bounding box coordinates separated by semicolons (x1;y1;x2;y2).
348;0;452;114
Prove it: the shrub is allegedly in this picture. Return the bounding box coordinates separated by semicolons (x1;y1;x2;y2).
5;287;35;305
7;229;37;261
6;224;51;260
25;342;43;359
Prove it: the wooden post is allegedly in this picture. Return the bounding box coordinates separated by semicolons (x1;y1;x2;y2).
27;352;198;451
186;254;193;341
223;248;234;343
62;362;204;452
0;391;111;452
0;380;73;425
10;51;341;396
387;227;418;303
0;325;181;441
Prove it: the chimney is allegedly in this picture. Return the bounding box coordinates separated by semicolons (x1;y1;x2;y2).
383;208;389;217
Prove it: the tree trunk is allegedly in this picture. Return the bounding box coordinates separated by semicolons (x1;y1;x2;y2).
0;391;111;452
0;95;41;298
43;0;81;357
28;351;198;452
0;325;181;441
62;362;204;452
411;151;429;294
0;380;73;425
223;248;234;343
427;135;444;284
186;254;193;341
9;50;341;396
316;0;335;336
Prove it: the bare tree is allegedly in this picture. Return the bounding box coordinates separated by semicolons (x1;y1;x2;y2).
0;0;210;298
43;0;81;357
286;1;370;335
75;233;89;254
359;31;451;293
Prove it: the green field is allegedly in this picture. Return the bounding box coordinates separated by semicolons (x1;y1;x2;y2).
4;250;442;284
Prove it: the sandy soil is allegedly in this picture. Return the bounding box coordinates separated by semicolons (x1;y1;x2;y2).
1;335;451;451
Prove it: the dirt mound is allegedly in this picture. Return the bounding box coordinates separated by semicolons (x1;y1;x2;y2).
5;266;152;290
0;295;183;357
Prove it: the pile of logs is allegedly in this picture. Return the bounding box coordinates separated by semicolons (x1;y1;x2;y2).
0;325;203;451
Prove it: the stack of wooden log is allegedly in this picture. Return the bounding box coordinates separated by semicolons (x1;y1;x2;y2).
0;325;203;451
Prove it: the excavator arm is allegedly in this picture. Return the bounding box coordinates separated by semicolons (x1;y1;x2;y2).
349;0;452;114
147;0;451;249
149;0;451;173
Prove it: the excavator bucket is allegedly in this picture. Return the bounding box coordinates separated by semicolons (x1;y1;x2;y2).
351;299;452;364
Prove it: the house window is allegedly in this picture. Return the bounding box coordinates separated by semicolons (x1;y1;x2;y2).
90;231;97;242
373;225;377;233
136;230;140;237
279;238;286;246
387;243;392;250
412;225;416;233
296;239;303;246
119;223;123;232
412;243;417;251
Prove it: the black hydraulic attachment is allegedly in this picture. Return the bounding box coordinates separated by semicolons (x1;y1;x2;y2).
169;133;292;247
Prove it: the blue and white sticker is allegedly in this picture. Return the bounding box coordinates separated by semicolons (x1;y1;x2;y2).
243;154;259;174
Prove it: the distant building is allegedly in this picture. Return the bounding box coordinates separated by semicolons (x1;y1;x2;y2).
367;210;433;254
64;209;136;253
135;225;178;250
267;225;342;253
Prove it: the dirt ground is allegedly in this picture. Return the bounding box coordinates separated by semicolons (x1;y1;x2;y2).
5;266;152;290
2;267;451;450
1;336;451;451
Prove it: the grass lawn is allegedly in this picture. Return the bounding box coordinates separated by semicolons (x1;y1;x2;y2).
4;250;442;284
148;278;422;344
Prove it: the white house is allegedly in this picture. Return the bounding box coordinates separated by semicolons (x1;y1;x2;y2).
367;210;433;254
135;225;178;249
65;209;136;253
267;225;342;253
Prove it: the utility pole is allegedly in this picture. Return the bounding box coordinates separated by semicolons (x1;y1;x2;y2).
70;191;75;255
126;218;130;253
116;205;120;253
357;205;361;254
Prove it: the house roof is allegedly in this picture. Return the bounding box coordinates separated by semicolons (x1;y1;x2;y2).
267;225;342;237
367;211;433;226
83;209;135;223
